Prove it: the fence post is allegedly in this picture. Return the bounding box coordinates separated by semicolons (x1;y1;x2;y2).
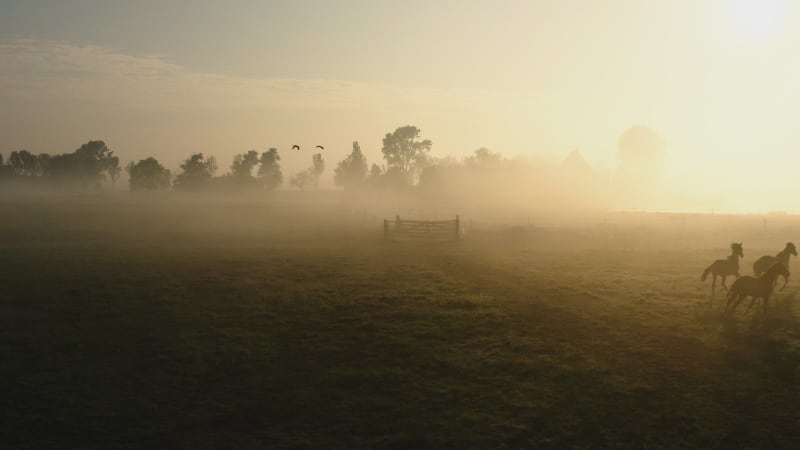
455;215;461;240
384;219;389;242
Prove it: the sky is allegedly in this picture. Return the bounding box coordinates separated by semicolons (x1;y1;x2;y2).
1;0;799;211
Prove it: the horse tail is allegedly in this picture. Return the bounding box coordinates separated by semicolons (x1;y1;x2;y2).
701;265;713;282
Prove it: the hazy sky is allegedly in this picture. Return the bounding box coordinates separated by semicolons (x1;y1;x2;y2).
2;0;799;211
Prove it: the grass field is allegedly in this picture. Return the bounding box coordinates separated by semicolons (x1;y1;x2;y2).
2;193;800;449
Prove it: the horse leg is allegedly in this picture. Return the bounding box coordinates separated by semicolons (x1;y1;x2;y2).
711;274;717;297
746;296;758;313
725;292;736;314
726;293;737;315
720;275;728;291
731;294;747;315
780;275;789;291
764;294;771;314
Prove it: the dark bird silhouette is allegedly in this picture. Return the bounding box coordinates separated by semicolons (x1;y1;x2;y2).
292;145;300;150
316;145;325;150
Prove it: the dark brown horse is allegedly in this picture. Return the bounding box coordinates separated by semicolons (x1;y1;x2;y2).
701;243;743;296
753;242;796;291
725;262;790;315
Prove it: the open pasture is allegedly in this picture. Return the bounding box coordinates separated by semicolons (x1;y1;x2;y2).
2;193;800;449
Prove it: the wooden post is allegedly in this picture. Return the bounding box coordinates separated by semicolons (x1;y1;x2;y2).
384;219;389;242
455;215;460;240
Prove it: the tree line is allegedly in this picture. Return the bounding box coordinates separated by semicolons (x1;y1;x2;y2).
0;141;122;189
1;124;664;208
0;125;434;192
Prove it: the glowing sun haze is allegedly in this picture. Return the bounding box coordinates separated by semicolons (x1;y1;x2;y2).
1;0;799;213
728;0;787;41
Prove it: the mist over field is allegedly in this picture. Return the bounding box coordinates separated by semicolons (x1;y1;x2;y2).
4;1;800;449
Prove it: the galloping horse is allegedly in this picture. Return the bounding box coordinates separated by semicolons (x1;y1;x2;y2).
753;242;796;291
701;243;743;296
725;262;790;315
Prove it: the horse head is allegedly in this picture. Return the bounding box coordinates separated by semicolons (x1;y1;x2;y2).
768;261;790;278
731;242;744;258
787;242;797;256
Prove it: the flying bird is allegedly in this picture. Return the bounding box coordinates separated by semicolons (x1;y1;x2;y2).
292;145;300;150
315;145;325;150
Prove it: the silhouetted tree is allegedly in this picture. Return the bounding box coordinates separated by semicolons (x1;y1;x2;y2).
210;149;261;191
106;155;121;189
366;163;383;186
290;171;314;190
381;125;432;184
311;153;325;188
418;165;443;192
9;150;37;176
368;163;383;178
257;148;283;190
126;158;171;191
464;147;502;169
381;166;409;189
36;154;51;176
334;141;368;189
231;150;259;179
430;155;460;168
0;154;12;179
419;152;491;193
45;140;116;188
174;153;217;190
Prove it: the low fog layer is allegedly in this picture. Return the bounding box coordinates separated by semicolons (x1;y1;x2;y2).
0;124;738;215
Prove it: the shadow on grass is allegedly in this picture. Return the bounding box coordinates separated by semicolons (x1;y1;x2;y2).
718;293;800;383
